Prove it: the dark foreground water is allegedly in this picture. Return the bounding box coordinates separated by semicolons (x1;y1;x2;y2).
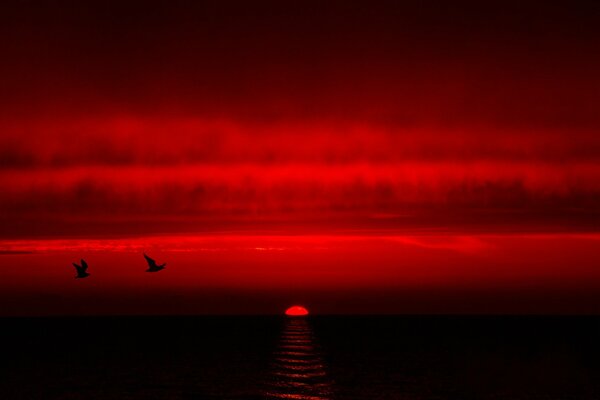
1;316;599;399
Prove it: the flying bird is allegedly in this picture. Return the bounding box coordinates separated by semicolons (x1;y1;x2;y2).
144;253;166;272
72;259;90;279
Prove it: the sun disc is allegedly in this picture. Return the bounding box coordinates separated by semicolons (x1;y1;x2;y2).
285;305;309;316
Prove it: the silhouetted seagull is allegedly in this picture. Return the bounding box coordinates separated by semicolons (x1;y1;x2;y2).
72;259;90;279
144;253;166;272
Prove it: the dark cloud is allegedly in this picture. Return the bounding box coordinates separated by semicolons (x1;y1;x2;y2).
2;119;600;167
1;162;600;234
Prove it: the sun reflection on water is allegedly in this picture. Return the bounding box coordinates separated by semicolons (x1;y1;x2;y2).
264;317;333;400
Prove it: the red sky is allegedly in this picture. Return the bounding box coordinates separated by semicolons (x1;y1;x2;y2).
1;1;600;314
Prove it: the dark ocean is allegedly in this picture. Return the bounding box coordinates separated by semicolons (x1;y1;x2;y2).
1;316;599;399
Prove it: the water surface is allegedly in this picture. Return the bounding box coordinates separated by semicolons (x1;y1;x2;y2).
1;316;599;399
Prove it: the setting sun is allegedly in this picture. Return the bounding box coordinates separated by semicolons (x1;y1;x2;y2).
285;305;309;316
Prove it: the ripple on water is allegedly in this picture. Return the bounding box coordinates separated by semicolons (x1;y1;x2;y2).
264;318;334;400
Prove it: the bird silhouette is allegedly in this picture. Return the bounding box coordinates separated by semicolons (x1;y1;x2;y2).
144;253;166;272
72;259;90;279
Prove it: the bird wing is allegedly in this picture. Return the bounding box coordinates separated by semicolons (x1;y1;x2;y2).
144;253;157;268
80;259;88;271
73;263;83;273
